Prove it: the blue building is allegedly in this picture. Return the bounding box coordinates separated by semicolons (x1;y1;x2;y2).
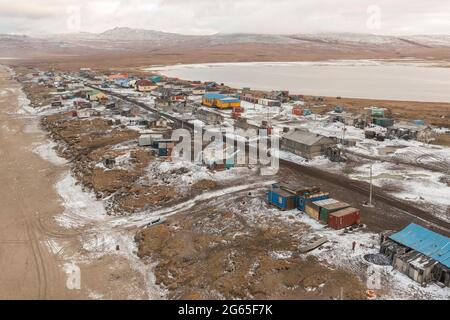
149;75;162;84
380;223;450;287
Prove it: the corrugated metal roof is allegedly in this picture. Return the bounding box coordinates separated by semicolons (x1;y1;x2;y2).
389;223;450;268
203;93;225;99
283;129;333;146
330;207;359;217
312;198;338;206
203;93;240;103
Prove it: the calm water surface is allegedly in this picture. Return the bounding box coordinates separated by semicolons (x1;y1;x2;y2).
150;61;450;102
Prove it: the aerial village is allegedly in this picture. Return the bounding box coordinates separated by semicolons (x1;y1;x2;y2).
12;66;450;299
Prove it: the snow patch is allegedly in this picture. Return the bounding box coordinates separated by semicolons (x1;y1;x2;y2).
32;140;68;166
55;172;107;228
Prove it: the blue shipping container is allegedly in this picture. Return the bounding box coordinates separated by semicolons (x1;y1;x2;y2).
297;193;330;211
267;189;297;211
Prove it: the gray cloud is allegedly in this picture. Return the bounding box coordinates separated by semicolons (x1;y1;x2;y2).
0;0;449;35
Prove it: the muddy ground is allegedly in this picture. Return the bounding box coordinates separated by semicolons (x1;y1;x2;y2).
135;193;367;300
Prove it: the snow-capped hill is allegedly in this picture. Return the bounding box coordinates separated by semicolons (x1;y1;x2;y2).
405;35;450;47
206;33;303;45
98;27;188;41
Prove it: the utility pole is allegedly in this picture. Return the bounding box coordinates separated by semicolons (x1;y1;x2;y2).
369;164;373;206
364;163;375;208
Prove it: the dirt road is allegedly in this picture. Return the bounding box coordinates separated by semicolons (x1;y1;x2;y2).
0;66;79;299
0;66;148;300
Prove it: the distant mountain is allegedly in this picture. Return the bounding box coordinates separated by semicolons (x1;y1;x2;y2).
46;28;450;47
1;28;449;64
29;27;448;47
98;27;190;41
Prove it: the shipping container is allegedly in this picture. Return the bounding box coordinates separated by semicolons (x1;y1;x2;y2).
305;198;339;220
328;207;360;229
305;202;320;220
319;201;350;222
267;187;297;211
297;192;330;211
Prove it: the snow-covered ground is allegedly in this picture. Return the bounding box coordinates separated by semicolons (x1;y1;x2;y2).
350;162;450;222
231;195;450;300
144;158;257;193
32;140;68;166
53;171;168;299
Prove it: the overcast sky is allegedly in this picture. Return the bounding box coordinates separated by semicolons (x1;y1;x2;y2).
0;0;449;35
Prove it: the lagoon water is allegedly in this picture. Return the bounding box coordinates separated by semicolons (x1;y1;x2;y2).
150;61;450;103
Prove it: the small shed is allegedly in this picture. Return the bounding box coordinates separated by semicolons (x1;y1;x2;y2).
381;223;450;287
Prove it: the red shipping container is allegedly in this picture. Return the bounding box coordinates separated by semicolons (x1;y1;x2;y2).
328;207;360;230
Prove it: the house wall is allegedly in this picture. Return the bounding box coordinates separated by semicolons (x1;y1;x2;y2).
216;100;241;109
393;255;434;285
137;85;156;92
202;97;215;107
280;139;311;159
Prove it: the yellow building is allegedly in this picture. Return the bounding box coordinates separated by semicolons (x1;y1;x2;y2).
202;93;241;109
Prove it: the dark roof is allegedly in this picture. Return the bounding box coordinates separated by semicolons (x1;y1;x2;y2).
283;129;334;146
136;79;153;86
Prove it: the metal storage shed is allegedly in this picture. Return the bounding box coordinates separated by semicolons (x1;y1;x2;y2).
389;223;450;268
